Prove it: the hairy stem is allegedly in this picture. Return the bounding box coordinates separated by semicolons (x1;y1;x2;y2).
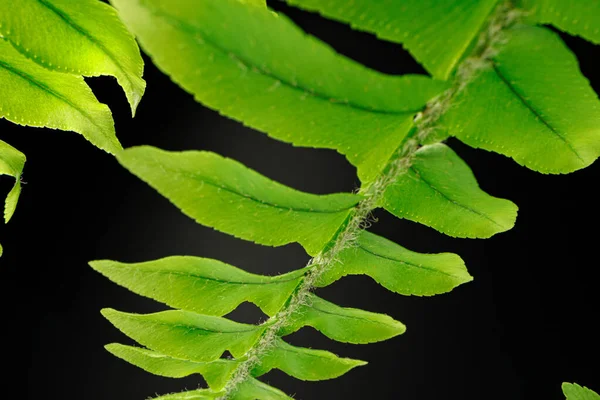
219;2;522;397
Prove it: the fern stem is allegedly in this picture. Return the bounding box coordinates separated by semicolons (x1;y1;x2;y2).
218;2;522;397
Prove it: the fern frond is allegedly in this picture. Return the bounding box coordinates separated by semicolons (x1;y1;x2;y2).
563;383;600;400
94;0;600;398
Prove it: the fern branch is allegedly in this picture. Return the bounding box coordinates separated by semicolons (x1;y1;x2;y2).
218;2;523;397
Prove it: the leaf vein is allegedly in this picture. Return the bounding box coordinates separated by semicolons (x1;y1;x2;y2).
492;63;585;163
409;166;503;228
357;244;464;279
0;59;106;135
142;5;422;116
36;0;135;87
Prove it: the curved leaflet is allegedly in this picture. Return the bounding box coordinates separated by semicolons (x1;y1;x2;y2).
382;143;518;238
443;25;600;174
0;38;119;153
116;146;361;256
316;231;473;296
90;256;308;317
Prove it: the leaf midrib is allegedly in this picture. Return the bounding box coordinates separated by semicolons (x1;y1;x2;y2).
161;166;358;215
0;58;108;136
105;266;303;286
309;301;400;328
408;165;504;228
276;341;350;362
142;3;422;116
124;316;261;334
35;0;135;86
358;244;465;279
492;63;585;163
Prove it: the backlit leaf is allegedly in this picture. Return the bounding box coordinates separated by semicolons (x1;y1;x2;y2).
0;0;145;114
382;143;518;238
445;25;600;173
117;146;361;255
563;383;600;400
90;256;307;317
105;344;239;391
0;38;120;153
281;293;406;344
102;309;266;362
316;231;473;296
0;140;26;223
110;0;448;183
253;338;366;381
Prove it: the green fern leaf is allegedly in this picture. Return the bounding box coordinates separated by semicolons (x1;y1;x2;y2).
520;0;600;44
0;0;145;114
0;38;120;153
563;383;600;400
382;143;518;238
281;293;406;344
109;0;448;184
443;25;600;174
116;146;361;255
101;309;266;362
0;140;26;223
282;0;499;79
316;231;472;296
96;0;600;398
252;337;366;381
91;257;308;317
105;344;239;391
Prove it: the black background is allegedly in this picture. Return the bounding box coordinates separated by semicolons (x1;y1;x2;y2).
1;2;599;399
